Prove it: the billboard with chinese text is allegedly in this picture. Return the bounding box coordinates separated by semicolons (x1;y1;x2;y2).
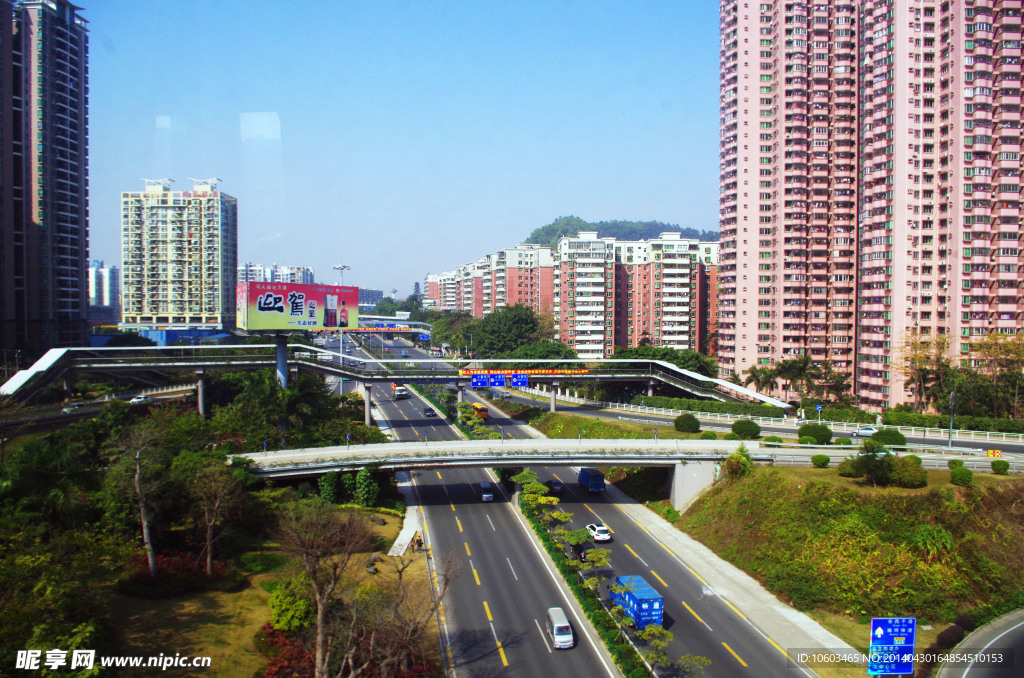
236;282;359;331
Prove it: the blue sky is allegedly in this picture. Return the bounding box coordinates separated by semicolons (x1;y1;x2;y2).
88;1;721;294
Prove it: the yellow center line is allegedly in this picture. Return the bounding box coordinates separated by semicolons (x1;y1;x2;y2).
584;503;598;516
688;567;708;586
450;503;456;512
659;541;673;555
650;570;668;587
633;519;649;533
496;642;508;666
473;568;481;586
436;471;442;479
624;544;641;559
682;601;705;625
722;642;748;667
765;637;793;660
456;518;463;533
722;598;746;619
464;542;471;556
553;473;563;482
483;601;492;622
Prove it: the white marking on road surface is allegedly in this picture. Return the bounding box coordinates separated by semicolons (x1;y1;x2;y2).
534;619;553;653
486;515;496;531
506;558;519;581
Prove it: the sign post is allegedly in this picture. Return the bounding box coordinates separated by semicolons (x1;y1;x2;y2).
816;403;823;423
868;617;916;676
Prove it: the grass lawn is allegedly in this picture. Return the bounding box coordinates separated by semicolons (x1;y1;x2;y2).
772;464;1017;496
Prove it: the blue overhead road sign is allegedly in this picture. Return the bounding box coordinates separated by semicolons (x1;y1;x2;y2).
488;374;507;387
418;333;430;341
471;374;489;389
510;374;528;388
868;617;916;676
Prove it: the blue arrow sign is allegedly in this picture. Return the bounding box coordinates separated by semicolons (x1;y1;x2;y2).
488;373;507;387
868;617;916;676
471;374;489;388
816;404;823;411
510;373;528;388
418;333;430;340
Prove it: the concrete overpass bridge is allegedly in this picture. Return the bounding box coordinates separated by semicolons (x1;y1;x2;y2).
1;344;789;422
237;438;772;509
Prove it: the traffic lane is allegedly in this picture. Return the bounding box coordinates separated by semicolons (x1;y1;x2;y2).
544;466;803;678
374;393;460;443
421;468;615;678
464;393;536;439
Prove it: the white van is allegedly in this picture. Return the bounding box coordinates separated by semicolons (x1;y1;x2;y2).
546;607;574;649
478;481;494;502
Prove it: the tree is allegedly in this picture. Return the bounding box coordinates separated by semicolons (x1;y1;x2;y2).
506;340;577;369
353;468;379;507
277;499;373;678
854;439;892;487
170;452;244;575
105;421;178;580
611;345;718;379
742;365;777;394
975;331;1024;418
810;361;854;404
774;356;817;398
474;304;541;357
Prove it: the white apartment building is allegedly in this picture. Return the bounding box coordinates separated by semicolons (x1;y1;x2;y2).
121;179;238;331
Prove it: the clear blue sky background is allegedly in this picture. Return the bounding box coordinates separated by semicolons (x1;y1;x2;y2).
88;1;721;295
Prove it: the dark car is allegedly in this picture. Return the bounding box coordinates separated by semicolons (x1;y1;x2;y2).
544;479;565;495
567;542;596;562
423;407;436;417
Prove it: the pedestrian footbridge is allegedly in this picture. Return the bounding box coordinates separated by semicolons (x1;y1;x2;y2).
237;438;771;509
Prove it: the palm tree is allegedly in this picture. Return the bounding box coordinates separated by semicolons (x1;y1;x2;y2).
742;365;777;394
774;356;815;397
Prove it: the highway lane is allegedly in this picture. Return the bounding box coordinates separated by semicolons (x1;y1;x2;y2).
536;465;812;678
374;384;615;677
416;469;615;677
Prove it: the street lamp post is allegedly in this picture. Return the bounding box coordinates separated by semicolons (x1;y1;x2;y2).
948;388;956;451
332;264;351;286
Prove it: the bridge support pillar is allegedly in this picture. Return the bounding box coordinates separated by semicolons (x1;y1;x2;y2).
457;386;464;403
648;380;656;397
549;381;558;412
364;384;372;427
275;334;288;389
196;369;206;417
669;461;719;511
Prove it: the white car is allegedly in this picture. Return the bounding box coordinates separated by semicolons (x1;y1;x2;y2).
851;425;879;437
129;395;153;405
585;523;612;542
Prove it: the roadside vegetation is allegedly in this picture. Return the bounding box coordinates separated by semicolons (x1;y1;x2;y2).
0;368;441;677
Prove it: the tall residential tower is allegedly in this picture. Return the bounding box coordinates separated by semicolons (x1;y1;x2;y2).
0;0;89;353
121;179;238;331
717;0;1024;409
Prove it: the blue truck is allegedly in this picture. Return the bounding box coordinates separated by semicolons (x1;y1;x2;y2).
577;467;605;492
611;575;664;629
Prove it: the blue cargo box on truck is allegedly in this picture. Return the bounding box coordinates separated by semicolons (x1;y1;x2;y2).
611;575;664;629
577;467;605;492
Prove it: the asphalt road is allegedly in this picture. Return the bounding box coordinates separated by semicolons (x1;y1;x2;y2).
372;357;616;678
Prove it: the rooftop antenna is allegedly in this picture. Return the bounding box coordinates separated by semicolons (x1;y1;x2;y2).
391;288;398;299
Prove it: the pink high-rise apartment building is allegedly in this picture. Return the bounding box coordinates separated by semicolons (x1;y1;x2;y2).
718;0;1023;410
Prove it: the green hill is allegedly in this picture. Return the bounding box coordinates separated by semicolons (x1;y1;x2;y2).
677;466;1024;621
523;216;718;249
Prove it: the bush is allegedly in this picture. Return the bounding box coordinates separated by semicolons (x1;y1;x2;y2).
950;466;973;487
798;436;818;445
890;456;928;489
811;454;830;468
674;413;701;433
797;423;833;445
632;395;784;419
723;452;755;480
834;437;852;446
948;459;964;470
763;435;783;447
935;624;965;649
871;428;907;446
699;431;718;440
992;459;1010;475
837;456;861;477
731;419;761;440
723;433;741;440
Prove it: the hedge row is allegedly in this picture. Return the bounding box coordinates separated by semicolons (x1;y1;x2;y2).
881;410;1024;434
631;395;784;419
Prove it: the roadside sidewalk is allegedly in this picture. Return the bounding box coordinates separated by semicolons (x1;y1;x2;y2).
603;481;858;662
